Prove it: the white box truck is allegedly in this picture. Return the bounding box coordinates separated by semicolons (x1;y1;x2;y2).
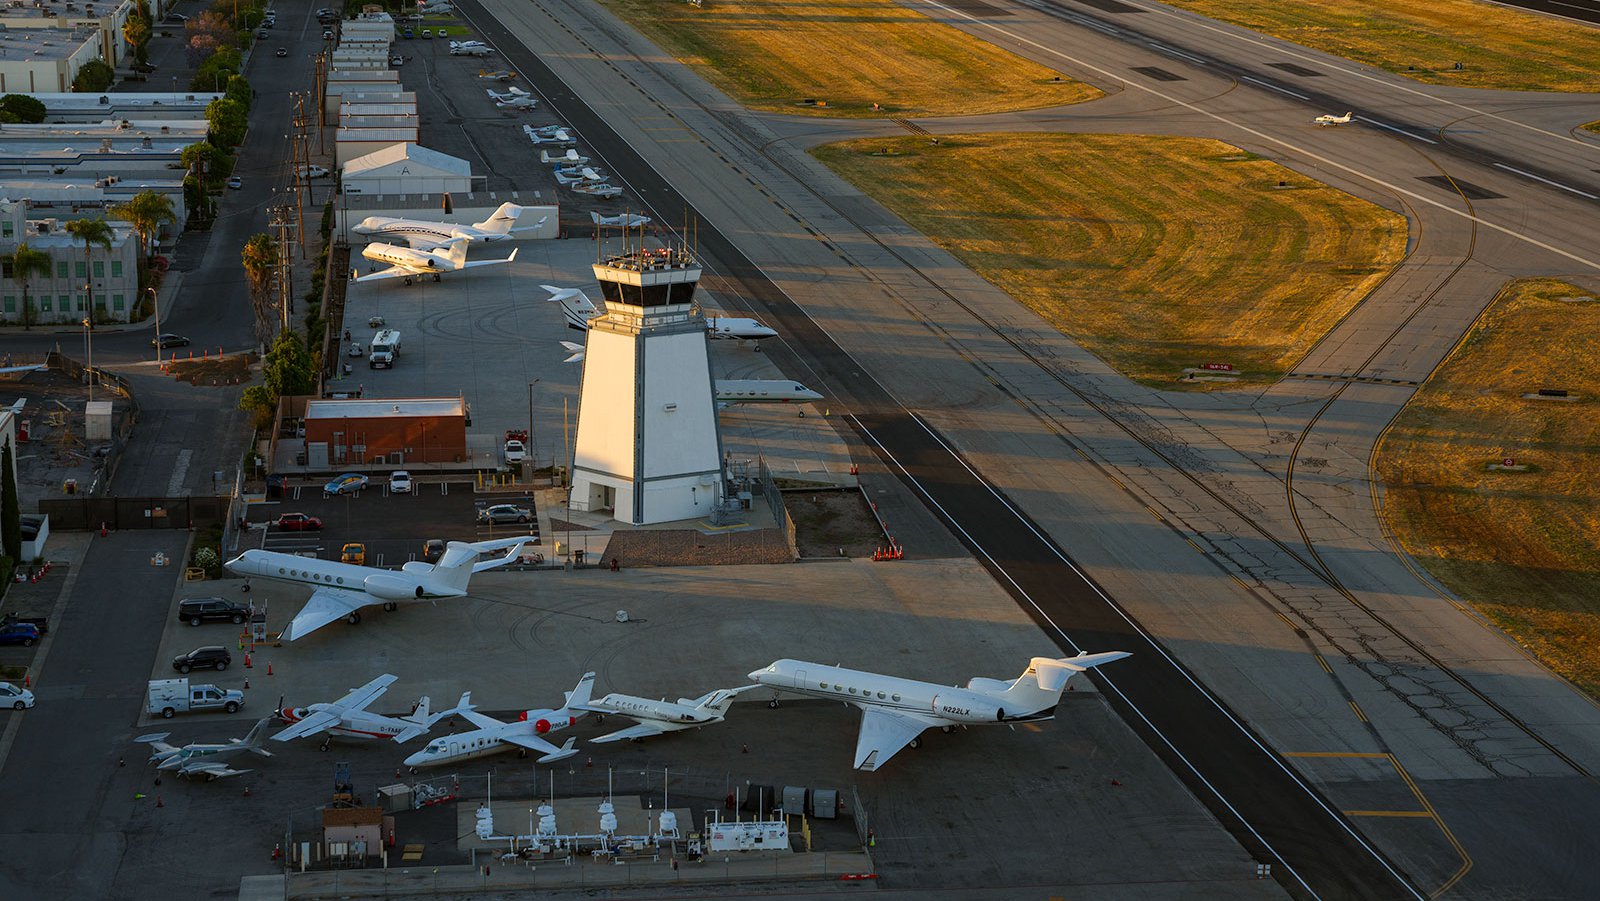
370;329;401;369
147;679;246;718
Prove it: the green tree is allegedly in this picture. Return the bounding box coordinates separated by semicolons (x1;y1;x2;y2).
0;94;46;124
63;218;114;322
123;0;153;65
2;243;51;330
71;59;115;93
204;96;248;147
241;233;279;346
1;439;19;564
110;190;177;264
263;331;317;397
224;74;252;112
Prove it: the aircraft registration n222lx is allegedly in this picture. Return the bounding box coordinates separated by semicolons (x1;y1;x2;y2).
225;536;532;641
748;652;1130;771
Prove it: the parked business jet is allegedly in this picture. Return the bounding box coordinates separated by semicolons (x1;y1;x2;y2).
1314;111;1353;126
542;284;776;340
355;236;518;283
271;674;469;749
575;685;758;744
748;652;1131;771
403;673;595;771
590;210;651;228
350;202;534;249
136;717;276;780
224;536;532;641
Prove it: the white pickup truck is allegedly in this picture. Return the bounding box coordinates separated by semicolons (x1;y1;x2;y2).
147;679;245;718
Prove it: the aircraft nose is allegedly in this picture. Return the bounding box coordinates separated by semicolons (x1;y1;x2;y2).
746;669;765;682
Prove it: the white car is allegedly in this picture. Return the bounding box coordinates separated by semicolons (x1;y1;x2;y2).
503;439;527;464
0;681;35;710
300;165;331;179
389;470;412;494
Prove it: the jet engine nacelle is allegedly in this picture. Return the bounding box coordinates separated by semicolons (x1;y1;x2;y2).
362;572;427;600
928;693;1004;724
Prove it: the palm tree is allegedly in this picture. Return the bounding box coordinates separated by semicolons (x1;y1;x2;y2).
241;233;280;347
111;190;176;265
63;217;114;323
2;243;51;330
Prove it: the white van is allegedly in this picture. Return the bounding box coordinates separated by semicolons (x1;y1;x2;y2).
370;329;401;369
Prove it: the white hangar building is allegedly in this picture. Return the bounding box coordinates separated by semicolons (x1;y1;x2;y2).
340;143;474;196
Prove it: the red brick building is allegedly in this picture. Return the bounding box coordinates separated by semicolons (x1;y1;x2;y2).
302;397;467;467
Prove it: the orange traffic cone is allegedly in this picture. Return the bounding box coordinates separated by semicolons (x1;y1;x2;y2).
272;843;282;861
22;675;30;688
156;795;164;808
244;653;252;668
267;663;274;676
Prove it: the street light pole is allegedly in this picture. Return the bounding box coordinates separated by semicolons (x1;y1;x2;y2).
527;378;540;472
82;317;94;402
149;287;160;364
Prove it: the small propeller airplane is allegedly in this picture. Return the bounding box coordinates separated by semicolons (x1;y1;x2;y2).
1314;111;1353;126
271;674;472;750
573;182;622;198
478;69;516;81
496;95;538;111
354;236;517;284
591;210;651;228
543;148;590;167
136;717;276;780
527;127;576;145
486;87;530;103
554;166;608;186
403;673;595;771
574;684;759;744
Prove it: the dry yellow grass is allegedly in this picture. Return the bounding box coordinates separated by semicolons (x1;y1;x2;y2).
1162;0;1600;93
595;0;1099;117
812;133;1406;384
1376;279;1600;696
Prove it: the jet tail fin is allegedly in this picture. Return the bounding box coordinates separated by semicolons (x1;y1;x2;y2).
982;652;1130;717
562;672;597;713
471;202;522;234
405;695;432;726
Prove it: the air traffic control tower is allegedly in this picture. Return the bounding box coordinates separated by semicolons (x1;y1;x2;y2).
569;245;725;525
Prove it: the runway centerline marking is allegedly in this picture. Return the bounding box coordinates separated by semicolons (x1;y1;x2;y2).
1242;75;1309;100
1359;117;1438;144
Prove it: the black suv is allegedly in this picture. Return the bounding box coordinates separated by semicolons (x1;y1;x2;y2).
173;646;232;673
177;597;252;626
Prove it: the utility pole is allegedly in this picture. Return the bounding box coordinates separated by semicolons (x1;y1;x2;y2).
290;94;311;257
313;52;328;155
267;201;297;336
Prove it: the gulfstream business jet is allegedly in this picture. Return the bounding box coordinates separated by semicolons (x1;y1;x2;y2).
355;236;517;284
225;536;532;641
748;652;1130;771
350;202;537;249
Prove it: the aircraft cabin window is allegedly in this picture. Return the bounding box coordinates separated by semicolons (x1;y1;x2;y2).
336;577;343;584
278;567;286;575
849;687;857;694
833;684;842;692
892;694;901;702
819;682;827;689
877;691;886;699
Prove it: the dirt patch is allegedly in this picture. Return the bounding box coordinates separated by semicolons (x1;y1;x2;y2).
548;518;600;533
785;489;885;558
603;529;794;567
168;353;255;387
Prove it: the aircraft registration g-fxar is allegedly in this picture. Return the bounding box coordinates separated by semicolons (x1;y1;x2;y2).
748;652;1130;771
1314;111;1353;126
225;536;533;641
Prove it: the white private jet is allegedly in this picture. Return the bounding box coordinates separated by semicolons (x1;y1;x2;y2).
542;284;776;340
1314;111;1353;126
224;536;533;641
590;210;651;228
575;685;758;744
487;87;530;103
496;95;538;111
136;717;276;780
355;236;518;284
403;673;595;771
271;674;470;749
543;148;590;166
350;202;535;249
748;652;1131;771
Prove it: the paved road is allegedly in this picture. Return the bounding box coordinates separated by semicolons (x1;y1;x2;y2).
0;531;190;900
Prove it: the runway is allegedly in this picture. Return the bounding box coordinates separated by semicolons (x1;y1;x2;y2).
459;0;1600;895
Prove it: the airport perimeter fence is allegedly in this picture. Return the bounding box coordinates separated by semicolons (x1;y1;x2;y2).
38;494;232;531
754;455;798;556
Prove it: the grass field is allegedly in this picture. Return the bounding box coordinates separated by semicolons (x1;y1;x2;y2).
1375;279;1600;697
811;133;1406;385
1162;0;1600;93
595;0;1099;117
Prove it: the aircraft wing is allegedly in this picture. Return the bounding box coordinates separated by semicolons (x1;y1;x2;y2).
270;709;343;742
330;674;397;713
396;235;448;251
457;707;507;731
853;708;944;772
281;587;369;641
178;760;251;779
353;264;419;282
589;722;675;744
461;248;517;270
501;732;562;756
